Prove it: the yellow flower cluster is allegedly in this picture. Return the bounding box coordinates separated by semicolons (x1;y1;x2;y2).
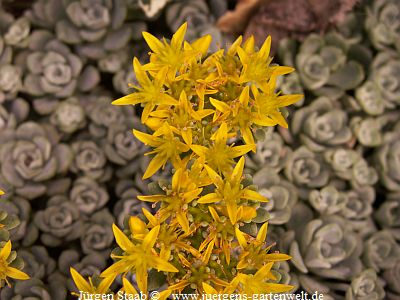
70;23;302;297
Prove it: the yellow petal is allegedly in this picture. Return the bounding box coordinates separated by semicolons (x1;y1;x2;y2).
191;34;212;56
256;222;268;242
269;110;288;128
133;58;151;86
235;228;247;248
190;145;208;157
202;240;215;264
212;122;228;143
133;130;159;147
252;115;277;127
143;154;167;179
111;93;142;105
237;47;248;65
260;283;294;293
230;144;255;158
142;208;158;227
98;274;117;293
123;277;138;295
222;241;231;265
242;189;268;202
154;66;168;85
151;255;179;272
242;35;255;53
171;22;187;50
145;118;164;131
240;206;257;221
204;165;222;183
0;240;12;259
231;156;245;183
227;35;242;55
272;66;295;76
6;267;30;281
254;262;274;280
176;211;189;233
197;193;220;204
197;109;214;119
142;225;160;249
277;94;304;107
158;290;172;300
208;206;221;222
210;98;230;112
70;267;91;292
181;128;192;145
112;224;135;252
142;32;164;53
135;264;148;294
202;282;218;294
178;253;191;268
264;253;292;262
129;216;148;235
182;188;202;202
173;169;185;193
160;93;179;106
226;202;238;225
199;236;214;252
137;195;165;202
141;103;155;123
101;259;132;277
241;126;255;146
237;259;248;270
259;36;271;59
195;84;206;102
149;109;170;118
239;86;250;105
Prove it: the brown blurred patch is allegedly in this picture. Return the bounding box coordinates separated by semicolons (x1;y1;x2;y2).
217;0;359;54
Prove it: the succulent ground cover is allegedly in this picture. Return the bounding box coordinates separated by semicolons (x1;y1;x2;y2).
0;0;399;299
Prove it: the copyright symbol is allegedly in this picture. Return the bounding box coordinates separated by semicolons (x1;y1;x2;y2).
150;291;160;300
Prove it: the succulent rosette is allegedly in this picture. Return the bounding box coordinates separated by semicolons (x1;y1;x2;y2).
70;176;109;215
165;0;223;51
382;259;400;298
345;269;385;300
365;0;400;52
28;0;132;59
0;122;72;199
16;30;99;98
375;193;400;240
49;97;87;134
375;125;400;191
290;215;363;281
34;195;84;247
80;209;114;257
362;230;400;272
284;146;330;199
252;169;298;224
280;31;368;99
291;97;353;152
370;51;400;109
70;139;112;182
246;131;292;174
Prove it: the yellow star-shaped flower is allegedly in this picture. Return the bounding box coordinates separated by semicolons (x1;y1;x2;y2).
198;156;268;224
101;224;178;293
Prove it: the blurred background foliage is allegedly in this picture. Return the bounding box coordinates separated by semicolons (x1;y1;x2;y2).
0;0;399;299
